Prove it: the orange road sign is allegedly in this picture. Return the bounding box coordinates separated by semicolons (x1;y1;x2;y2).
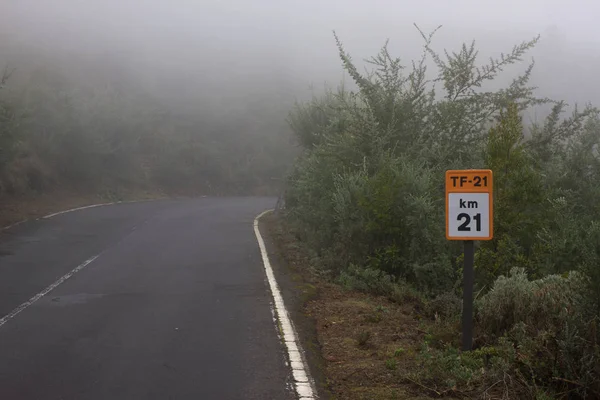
445;170;493;241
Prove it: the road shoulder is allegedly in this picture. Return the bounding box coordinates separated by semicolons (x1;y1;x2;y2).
259;212;452;400
258;212;332;399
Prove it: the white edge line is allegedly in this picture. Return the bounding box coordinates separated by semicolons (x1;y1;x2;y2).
0;254;101;328
42;198;157;219
254;209;317;400
1;198;162;230
1;201;121;230
42;202;120;219
1;219;28;231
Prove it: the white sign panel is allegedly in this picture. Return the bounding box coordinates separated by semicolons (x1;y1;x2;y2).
447;193;490;238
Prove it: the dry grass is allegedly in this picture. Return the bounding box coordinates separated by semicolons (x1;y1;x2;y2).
306;283;435;399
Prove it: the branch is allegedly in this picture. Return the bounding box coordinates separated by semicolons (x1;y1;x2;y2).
405;376;443;396
552;376;600;395
0;65;15;89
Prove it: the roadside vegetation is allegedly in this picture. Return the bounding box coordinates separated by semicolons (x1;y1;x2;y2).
281;25;600;399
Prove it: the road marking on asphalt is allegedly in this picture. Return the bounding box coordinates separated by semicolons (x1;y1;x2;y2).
254;210;317;400
2;201;125;231
2;199;164;231
0;254;101;329
42;203;118;219
0;219;28;231
1;197;188;231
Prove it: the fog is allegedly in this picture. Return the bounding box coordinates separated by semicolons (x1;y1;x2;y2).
1;0;599;196
5;0;600;105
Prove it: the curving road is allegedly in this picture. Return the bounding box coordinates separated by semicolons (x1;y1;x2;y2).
0;197;296;400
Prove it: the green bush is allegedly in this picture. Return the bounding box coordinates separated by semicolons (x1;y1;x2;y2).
338;264;425;305
478;268;599;397
285;26;556;294
338;264;396;296
478;268;587;335
426;291;462;320
284;25;600;397
413;343;486;392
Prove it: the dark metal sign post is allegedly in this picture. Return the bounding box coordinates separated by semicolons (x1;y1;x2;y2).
462;240;475;351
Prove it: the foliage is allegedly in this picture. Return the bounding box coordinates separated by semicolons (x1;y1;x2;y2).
286;25;554;294
338;264;425;305
478;268;599;398
426;291;462;320
284;25;600;397
413;342;487;393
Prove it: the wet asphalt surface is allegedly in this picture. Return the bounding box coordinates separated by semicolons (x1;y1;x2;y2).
0;197;295;400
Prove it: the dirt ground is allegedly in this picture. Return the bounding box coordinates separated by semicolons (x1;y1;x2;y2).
261;212;448;400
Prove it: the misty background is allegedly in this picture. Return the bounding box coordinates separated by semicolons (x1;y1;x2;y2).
1;0;599;198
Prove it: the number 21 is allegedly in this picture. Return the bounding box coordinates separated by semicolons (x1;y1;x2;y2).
457;213;481;231
473;176;488;187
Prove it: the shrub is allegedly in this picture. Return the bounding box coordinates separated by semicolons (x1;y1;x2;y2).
284;24;600;398
285;25;552;297
338;264;396;296
426;291;462;320
478;268;599;397
478;268;588;336
338;264;426;306
413;343;485;392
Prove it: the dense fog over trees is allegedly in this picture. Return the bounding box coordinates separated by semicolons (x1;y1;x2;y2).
1;0;599;198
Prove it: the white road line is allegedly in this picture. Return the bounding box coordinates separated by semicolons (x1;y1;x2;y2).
2;200;124;231
1;219;27;231
42;198;158;219
0;254;101;329
254;210;317;400
2;198;162;230
42;202;120;219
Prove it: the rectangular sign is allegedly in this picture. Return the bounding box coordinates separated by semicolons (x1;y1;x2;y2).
445;170;493;240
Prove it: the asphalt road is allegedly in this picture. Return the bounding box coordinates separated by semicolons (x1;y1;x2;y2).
0;197;296;400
